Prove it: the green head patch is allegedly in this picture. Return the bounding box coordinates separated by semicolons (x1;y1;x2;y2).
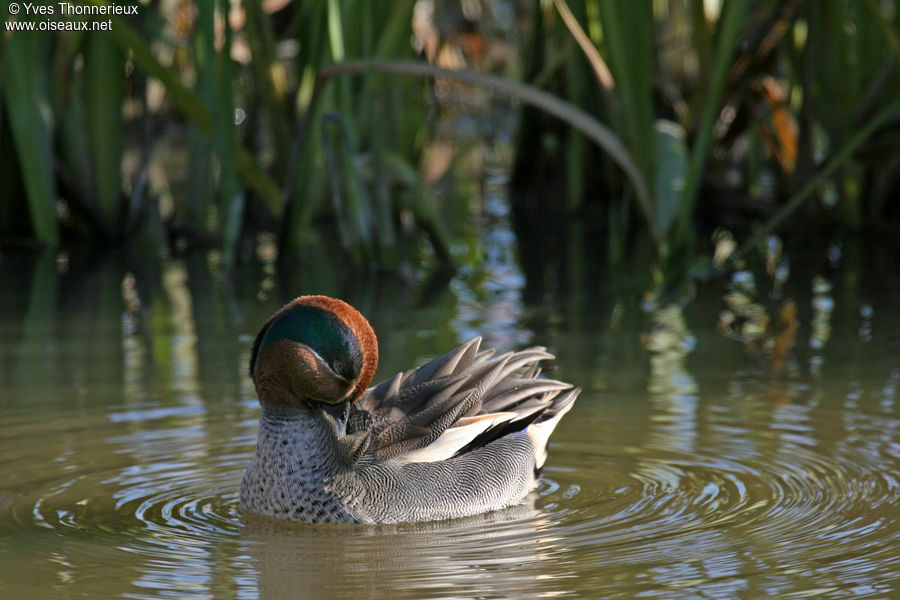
250;303;363;382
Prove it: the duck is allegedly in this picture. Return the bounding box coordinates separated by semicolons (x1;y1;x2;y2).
240;295;580;523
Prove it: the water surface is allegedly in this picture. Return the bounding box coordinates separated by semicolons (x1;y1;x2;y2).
1;238;899;599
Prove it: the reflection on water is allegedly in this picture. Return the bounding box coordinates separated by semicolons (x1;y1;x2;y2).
645;304;698;397
1;231;899;599
242;503;570;598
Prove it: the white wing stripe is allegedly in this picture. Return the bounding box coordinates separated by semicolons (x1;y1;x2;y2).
395;412;517;464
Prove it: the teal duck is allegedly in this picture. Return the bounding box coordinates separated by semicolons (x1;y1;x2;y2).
241;295;579;523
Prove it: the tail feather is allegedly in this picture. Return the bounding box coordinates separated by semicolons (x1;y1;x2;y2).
527;388;580;469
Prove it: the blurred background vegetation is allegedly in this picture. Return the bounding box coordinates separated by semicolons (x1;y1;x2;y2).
1;0;898;296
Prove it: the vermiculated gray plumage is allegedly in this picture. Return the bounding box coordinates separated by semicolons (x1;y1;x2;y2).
241;337;579;523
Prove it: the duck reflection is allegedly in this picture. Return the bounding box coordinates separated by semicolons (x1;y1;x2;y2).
240;498;572;599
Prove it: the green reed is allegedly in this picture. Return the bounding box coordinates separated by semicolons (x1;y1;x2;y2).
1;0;898;281
1;0;426;267
514;0;900;294
2;29;58;246
279;0;425;264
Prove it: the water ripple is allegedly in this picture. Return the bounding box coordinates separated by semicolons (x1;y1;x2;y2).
530;402;900;598
3;394;900;599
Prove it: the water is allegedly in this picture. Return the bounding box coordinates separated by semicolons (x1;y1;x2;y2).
1;237;899;598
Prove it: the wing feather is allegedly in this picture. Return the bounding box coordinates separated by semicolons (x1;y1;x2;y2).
346;338;577;463
395;412;518;464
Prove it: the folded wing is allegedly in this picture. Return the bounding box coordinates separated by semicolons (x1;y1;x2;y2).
346;337;577;464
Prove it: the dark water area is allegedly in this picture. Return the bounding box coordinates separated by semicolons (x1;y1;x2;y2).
1;222;899;598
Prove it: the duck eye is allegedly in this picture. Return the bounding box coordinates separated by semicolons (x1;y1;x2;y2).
330;360;345;377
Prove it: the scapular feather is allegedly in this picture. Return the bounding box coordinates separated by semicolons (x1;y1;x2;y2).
346;338;574;465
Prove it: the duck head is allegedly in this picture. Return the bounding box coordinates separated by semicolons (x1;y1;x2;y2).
249;296;378;407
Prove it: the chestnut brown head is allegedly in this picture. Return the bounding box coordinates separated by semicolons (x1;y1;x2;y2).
249;296;378;406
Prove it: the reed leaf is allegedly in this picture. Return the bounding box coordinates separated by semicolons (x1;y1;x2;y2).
375;0;418;57
54;45;94;228
279;3;330;257
382;152;453;264
327;0;346;62
593;0;655;200
315;59;651;233
321;112;374;261
671;0;751;250
212;0;244;269
737;92;900;258
242;0;290;177
86;1;282;214
553;0;614;91
84;31;124;237
186;0;217;227
564;43;589;211
366;0;418;254
653;120;687;236
862;0;900;57
1;32;58;247
551;0;661;242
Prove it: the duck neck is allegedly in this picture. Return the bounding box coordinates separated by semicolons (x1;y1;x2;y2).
243;400;352;520
256;401;345;471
